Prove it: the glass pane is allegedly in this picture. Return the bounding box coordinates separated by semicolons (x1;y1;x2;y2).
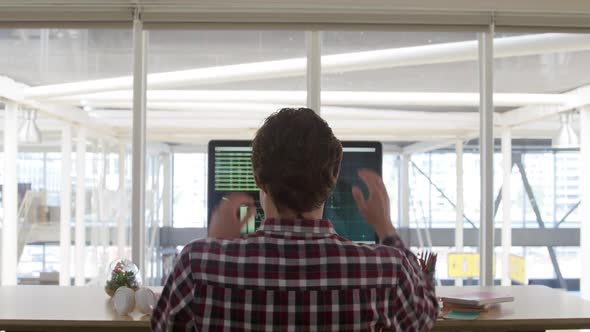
322;30;479;283
0;29;132;85
322;31;478;93
494;32;585;290
173;153;207;228
146;30;306;285
555;152;581;227
430;153;457;228
382;153;399;227
522;152;555;226
494;33;590;94
0;28;133;285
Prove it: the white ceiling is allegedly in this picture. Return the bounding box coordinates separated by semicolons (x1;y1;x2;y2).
0;29;587;146
0;29;590;93
1;30;589;94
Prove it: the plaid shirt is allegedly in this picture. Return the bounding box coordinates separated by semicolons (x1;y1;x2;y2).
151;218;439;331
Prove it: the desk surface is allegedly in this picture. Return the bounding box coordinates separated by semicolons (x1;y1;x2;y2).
0;285;154;331
1;285;590;331
435;285;590;331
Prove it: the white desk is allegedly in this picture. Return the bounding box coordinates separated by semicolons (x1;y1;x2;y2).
435;285;590;331
1;285;590;331
0;286;154;332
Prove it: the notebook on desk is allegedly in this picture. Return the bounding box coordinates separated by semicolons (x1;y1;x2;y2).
441;291;514;307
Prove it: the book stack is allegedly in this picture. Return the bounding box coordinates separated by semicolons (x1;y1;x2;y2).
440;292;514;319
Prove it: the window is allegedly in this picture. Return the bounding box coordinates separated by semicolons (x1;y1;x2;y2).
172;153;207;228
493;31;587;287
0;28;133;285
0;24;585;292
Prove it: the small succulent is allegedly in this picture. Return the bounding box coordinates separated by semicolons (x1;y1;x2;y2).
105;259;141;297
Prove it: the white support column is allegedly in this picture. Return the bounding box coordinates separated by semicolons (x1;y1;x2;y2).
75;127;87;286
162;153;173;227
455;140;464;286
97;141;108;276
59;125;72;286
399;154;411;228
478;24;495;286
306;31;321;114
581;107;590;299
117;144;127;258
2;103;18;285
90;141;99;271
501;128;512;286
131;10;148;278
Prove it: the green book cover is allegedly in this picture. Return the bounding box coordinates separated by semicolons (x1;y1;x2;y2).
443;311;481;320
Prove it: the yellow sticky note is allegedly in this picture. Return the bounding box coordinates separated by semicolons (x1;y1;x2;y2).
509;254;526;284
447;253;497;278
448;253;480;278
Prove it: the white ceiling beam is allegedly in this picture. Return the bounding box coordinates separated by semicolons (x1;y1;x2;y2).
143;131;474;145
500;85;590;127
85;101;289;114
22;102;116;140
0;76;117;139
25;33;590;99
90;106;481;122
1;115;560;148
90;110;268;119
323;107;497;123
54;90;572;108
14;126;560;147
400;127;562;154
90;109;483;131
402;138;474;154
382;143;402;153
326;92;569;108
107;119;458;130
111;118;266;129
499;104;559;127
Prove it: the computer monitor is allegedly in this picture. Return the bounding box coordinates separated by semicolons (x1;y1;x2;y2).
207;140;382;242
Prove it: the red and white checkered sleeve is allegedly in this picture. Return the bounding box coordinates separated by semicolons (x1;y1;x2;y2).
151;244;198;332
381;234;439;331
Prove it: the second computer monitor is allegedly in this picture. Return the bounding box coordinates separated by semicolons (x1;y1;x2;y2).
208;140;382;242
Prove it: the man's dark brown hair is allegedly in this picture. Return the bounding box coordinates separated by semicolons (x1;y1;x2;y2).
252;108;343;214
